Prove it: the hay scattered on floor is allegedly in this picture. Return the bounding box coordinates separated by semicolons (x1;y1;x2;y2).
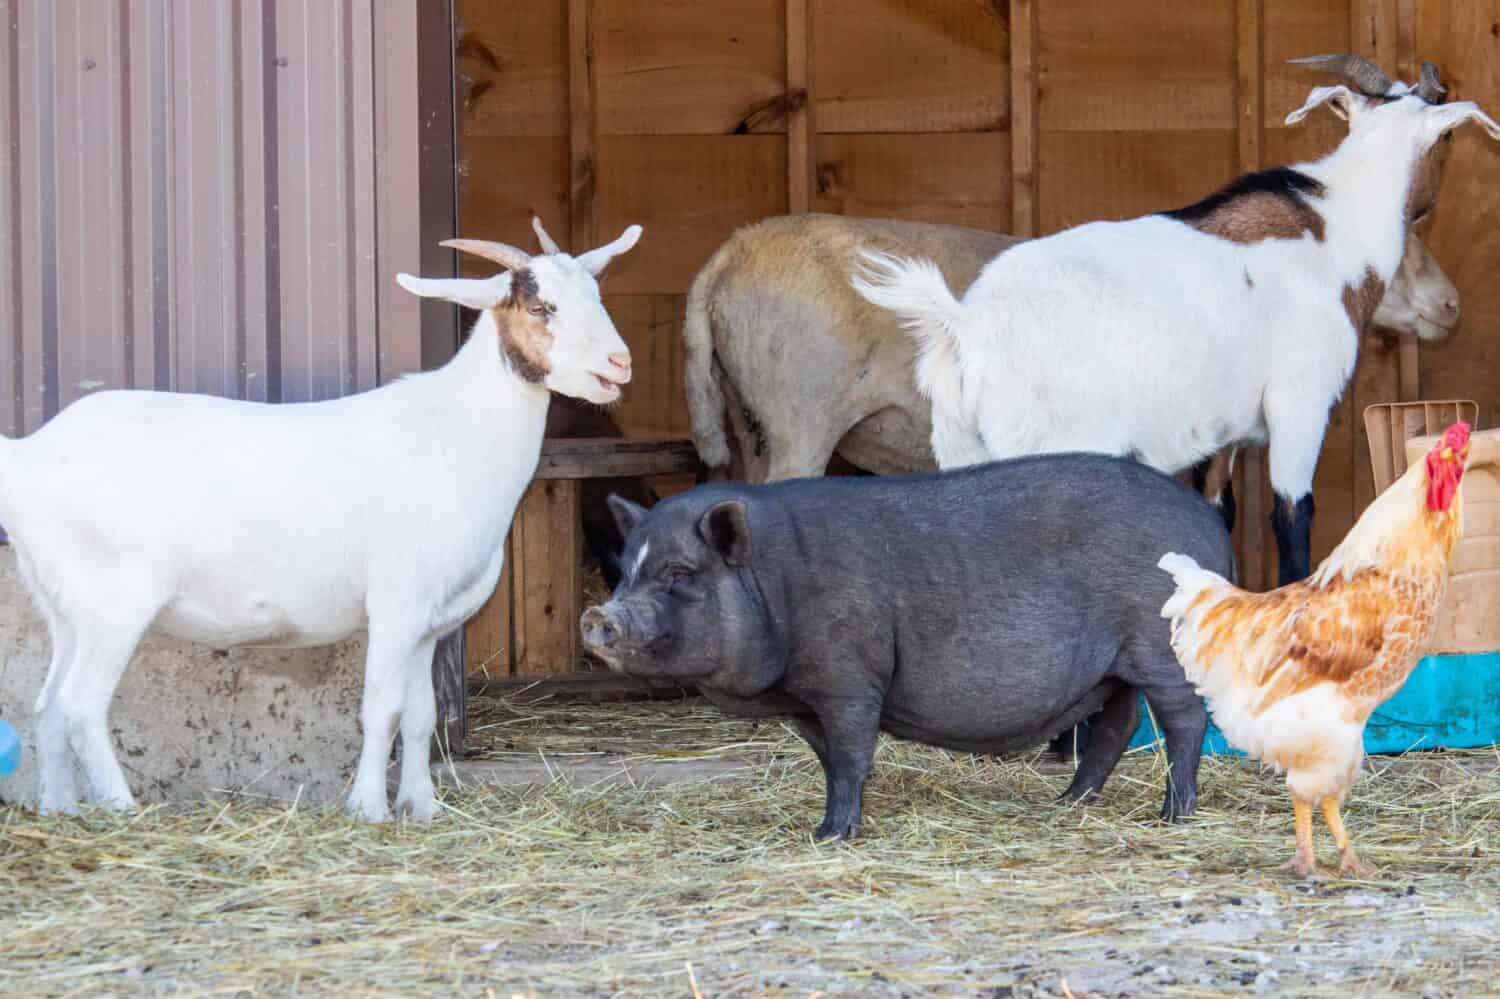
3;696;1499;997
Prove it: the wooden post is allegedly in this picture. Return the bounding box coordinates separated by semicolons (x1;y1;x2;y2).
510;479;584;677
1395;0;1419;402
785;0;813;213
1235;0;1269;590
1350;0;1404;519
1009;0;1039;238
568;0;597;251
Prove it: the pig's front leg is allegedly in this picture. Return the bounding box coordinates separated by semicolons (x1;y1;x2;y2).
806;696;882;841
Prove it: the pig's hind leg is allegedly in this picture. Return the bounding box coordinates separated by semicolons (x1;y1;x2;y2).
1142;681;1208;822
1059;684;1140;805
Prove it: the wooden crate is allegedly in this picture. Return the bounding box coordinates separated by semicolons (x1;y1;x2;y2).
466;438;700;682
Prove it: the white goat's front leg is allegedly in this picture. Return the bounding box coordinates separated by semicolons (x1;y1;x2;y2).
347;622;424;822
57;612;154;810
394;637;439;821
1264;384;1330;585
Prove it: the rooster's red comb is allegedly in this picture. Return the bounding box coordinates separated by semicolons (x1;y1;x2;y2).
1443;421;1472;451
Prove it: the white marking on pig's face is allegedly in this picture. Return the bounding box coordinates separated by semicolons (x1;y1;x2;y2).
628;541;649;583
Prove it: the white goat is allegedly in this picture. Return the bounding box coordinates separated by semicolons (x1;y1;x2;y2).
0;219;640;821
853;56;1497;584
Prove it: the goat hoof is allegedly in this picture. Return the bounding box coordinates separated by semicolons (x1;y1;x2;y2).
395;793;439;822
345;794;393;824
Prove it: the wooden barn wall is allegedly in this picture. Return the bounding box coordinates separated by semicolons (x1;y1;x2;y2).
455;0;1500;590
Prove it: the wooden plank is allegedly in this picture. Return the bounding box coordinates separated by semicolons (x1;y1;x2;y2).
1236;0;1264;170
455;136;569;264
1345;0;1401;527
1263;0;1352;164
594;135;788;295
785;0;811;213
812;133;1010;230
1350;0;1397;72
568;0;597;251
1394;0;1418;400
603;294;692;438
511;479;584;678
812;0;1007;134
1037;0;1237;132
1010;0;1039;237
1413;0;1500;423
1395;0;1417;78
454;1;568;137
465;537;513;681
1038;130;1237;233
536;438;701;479
592;0;784;136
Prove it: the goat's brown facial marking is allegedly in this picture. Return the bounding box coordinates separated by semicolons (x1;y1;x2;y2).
495;269;553;383
1405;135;1451;223
1342;267;1386;331
1163;167;1327;244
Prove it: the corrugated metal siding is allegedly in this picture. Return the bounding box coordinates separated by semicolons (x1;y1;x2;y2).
0;0;433;438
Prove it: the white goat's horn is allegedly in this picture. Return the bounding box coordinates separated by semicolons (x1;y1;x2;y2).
1288;53;1396;98
1414;61;1447;104
440;238;532;272
531;216;563;255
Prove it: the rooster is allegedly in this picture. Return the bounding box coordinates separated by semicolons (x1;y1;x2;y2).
1158;422;1472;878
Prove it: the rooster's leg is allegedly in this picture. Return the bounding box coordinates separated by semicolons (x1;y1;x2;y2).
1279;796;1328;879
1321;797;1375;878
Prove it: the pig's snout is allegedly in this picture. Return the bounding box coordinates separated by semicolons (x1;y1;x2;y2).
581;604;626;662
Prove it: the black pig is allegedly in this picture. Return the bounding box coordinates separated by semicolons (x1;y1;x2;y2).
581;454;1234;838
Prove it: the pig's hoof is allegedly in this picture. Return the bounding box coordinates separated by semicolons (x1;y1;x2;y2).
1160;799;1196;824
1058;782;1100;805
815;819;860;841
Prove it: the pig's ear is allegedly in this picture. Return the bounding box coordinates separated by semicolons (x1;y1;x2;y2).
699;499;752;566
607;494;649;540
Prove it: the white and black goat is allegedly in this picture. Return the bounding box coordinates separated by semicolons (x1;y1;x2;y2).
0;219;641;821
853;56;1495;584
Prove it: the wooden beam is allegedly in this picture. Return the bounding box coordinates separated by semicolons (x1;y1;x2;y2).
1394;0;1418;79
535;438;702;479
1009;0;1039;238
568;0;597;251
1351;0;1398;73
1349;0;1403;522
785;0;812;214
1235;0;1269;590
1395;0;1419;400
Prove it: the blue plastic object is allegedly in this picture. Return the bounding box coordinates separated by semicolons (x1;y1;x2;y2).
1129;651;1500;756
0;719;20;777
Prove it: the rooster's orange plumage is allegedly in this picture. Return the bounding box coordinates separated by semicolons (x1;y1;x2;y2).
1158;422;1471;877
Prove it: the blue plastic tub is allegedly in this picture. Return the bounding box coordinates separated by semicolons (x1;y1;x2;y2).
1128;651;1500;755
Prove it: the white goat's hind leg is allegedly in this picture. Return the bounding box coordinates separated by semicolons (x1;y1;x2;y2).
59;615;154;810
394;637;439;821
34;622;80;814
346;623;422;822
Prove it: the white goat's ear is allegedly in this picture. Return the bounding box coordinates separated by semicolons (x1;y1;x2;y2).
1428;101;1500;141
575;224;643;277
394;273;507;311
1285;85;1364;126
